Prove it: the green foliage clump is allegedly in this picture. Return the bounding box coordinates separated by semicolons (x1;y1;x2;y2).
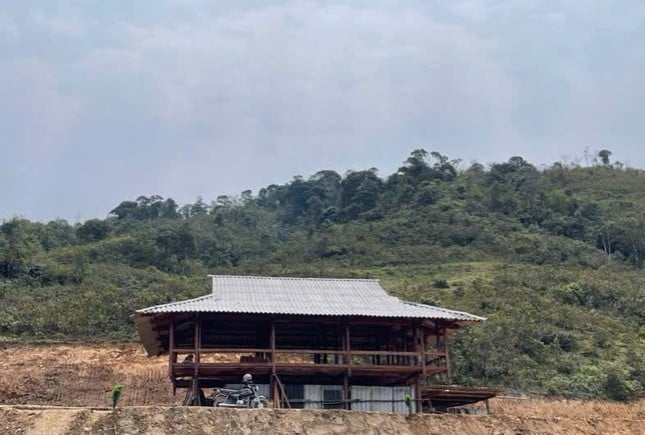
112;384;123;408
403;394;413;417
433;279;450;289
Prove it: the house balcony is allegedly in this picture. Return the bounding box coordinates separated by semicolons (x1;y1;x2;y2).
169;347;448;387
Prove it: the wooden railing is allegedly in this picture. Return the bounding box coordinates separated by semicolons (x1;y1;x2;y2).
170;348;447;370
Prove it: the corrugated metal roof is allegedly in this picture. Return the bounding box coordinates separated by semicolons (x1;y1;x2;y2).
135;275;484;321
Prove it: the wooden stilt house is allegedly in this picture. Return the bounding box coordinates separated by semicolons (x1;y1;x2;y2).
134;275;485;411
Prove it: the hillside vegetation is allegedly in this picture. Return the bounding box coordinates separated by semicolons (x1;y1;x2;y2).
1;149;643;400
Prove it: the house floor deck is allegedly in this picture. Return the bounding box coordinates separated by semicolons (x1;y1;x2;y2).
172;362;447;387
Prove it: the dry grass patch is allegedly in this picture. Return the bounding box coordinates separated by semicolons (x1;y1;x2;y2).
491;396;645;420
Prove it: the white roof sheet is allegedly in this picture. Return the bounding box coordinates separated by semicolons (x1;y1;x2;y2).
136;275;484;321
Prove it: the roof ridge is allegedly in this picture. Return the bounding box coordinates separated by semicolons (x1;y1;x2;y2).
208;274;380;282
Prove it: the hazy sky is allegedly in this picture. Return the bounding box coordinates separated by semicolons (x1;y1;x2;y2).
1;1;644;222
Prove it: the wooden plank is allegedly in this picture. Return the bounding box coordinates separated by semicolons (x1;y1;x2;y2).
171;362;426;374
193;348;273;354
349;350;421;357
420;385;504;411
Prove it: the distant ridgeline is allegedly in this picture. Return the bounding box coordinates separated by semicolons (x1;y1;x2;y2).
0;149;643;401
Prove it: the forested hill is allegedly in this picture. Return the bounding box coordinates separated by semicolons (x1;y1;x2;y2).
1;149;643;401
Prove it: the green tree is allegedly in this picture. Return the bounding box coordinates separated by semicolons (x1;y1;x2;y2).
77;219;110;243
598;149;612;166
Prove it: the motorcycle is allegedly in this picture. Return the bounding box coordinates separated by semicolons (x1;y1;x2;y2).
212;374;268;409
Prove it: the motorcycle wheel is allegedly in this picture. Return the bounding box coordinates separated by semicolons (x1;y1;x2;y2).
213;393;228;407
249;397;268;409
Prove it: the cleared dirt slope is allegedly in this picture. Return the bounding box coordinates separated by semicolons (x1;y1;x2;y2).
1;344;643;434
1;405;644;435
0;343;172;406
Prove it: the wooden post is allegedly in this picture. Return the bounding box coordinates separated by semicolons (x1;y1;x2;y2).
415;375;422;414
345;322;352;377
343;372;349;410
335;324;342;364
443;326;451;381
270;319;278;408
343;320;351;409
168;316;175;378
194;314;201;371
270;320;276;367
375;328;381;366
193;314;200;403
169;316;176;395
271;376;279;409
422;327;428;376
415;323;425;376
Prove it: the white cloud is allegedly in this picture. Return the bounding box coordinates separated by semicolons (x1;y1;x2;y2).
4;57;81;151
1;0;645;220
0;9;19;39
26;7;86;38
96;3;517;147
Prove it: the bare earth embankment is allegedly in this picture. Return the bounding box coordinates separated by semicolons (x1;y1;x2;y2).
1;343;643;434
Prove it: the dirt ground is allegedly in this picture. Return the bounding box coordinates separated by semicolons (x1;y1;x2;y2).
0;343;173;407
1;343;643;434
